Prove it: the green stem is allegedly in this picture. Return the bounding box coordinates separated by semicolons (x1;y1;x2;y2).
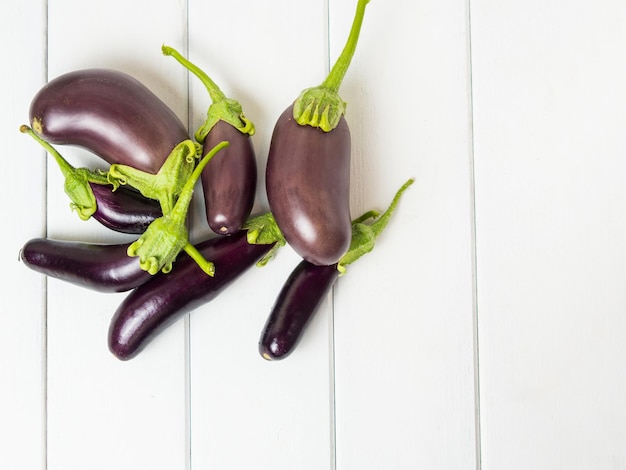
293;0;371;132
20;124;109;219
337;177;414;272
162;45;225;103
162;44;254;141
323;0;370;93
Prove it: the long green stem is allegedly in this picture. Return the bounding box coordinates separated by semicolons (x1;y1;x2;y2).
293;0;371;131
323;0;370;93
162;44;254;141
162;45;225;103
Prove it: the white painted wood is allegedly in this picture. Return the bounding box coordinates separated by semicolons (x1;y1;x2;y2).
0;1;47;469
471;1;626;468
4;0;626;469
43;2;189;470
186;2;335;469
331;0;478;468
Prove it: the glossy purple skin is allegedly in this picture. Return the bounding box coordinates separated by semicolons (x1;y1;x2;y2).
29;69;190;174
259;260;339;361
89;183;162;234
108;231;274;361
202;120;257;235
265;104;352;266
20;238;152;293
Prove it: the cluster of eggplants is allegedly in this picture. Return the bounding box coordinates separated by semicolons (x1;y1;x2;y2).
19;0;415;362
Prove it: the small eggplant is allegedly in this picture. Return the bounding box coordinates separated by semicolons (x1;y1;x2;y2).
259;261;339;360
29;68;190;174
89;183;162;234
108;223;282;361
163;46;257;235
260;178;414;361
20;238;152;293
21;125;162;233
265;0;370;266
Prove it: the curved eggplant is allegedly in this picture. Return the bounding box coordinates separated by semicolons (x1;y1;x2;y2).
259;260;339;360
29;68;190;174
108;230;275;360
89;183;162;234
201;120;257;234
266;104;351;266
20;238;152;293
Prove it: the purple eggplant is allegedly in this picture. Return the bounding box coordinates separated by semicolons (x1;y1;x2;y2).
21;124;162;233
260;178;414;361
163;46;257;235
29;68;190;174
20;238;152;293
109;222;281;360
89;183;162;234
260;261;339;360
265;0;370;266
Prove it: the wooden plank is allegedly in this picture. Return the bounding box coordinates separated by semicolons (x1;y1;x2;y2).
331;0;478;468
44;2;190;469
471;1;626;468
185;1;335;469
0;1;47;469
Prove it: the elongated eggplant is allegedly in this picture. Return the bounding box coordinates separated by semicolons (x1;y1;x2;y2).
89;183;162;234
260;261;339;360
260;178;414;361
265;0;370;266
109;229;277;360
163;46;257;235
29;68;190;174
266;104;351;265
20;238;152;293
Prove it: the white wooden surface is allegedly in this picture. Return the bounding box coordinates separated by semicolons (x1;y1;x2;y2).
1;1;625;469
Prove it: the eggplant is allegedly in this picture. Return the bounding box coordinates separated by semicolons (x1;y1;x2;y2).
109;228;277;360
20;238;152;293
259;261;339;360
29;68;190;174
21;124;162;233
89;183;162;234
259;178;414;361
265;0;370;266
266;104;351;266
163;46;257;235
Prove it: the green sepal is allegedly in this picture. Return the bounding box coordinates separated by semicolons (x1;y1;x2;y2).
162;45;255;143
337;178;414;274
126;141;229;276
243;212;286;267
107;138;199;215
292;87;346;132
20;124;111;220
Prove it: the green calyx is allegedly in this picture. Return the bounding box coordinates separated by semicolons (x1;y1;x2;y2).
337;177;414;273
20;124;110;220
242;212;286;267
293;0;370;132
162;44;255;142
107;139;199;215
127;140;229;276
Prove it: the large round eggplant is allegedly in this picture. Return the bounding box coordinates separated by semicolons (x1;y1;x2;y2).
163;46;257;235
109;229;276;360
29;68;190;174
266;104;351;266
20;238;152;293
265;0;370;266
259;260;339;360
